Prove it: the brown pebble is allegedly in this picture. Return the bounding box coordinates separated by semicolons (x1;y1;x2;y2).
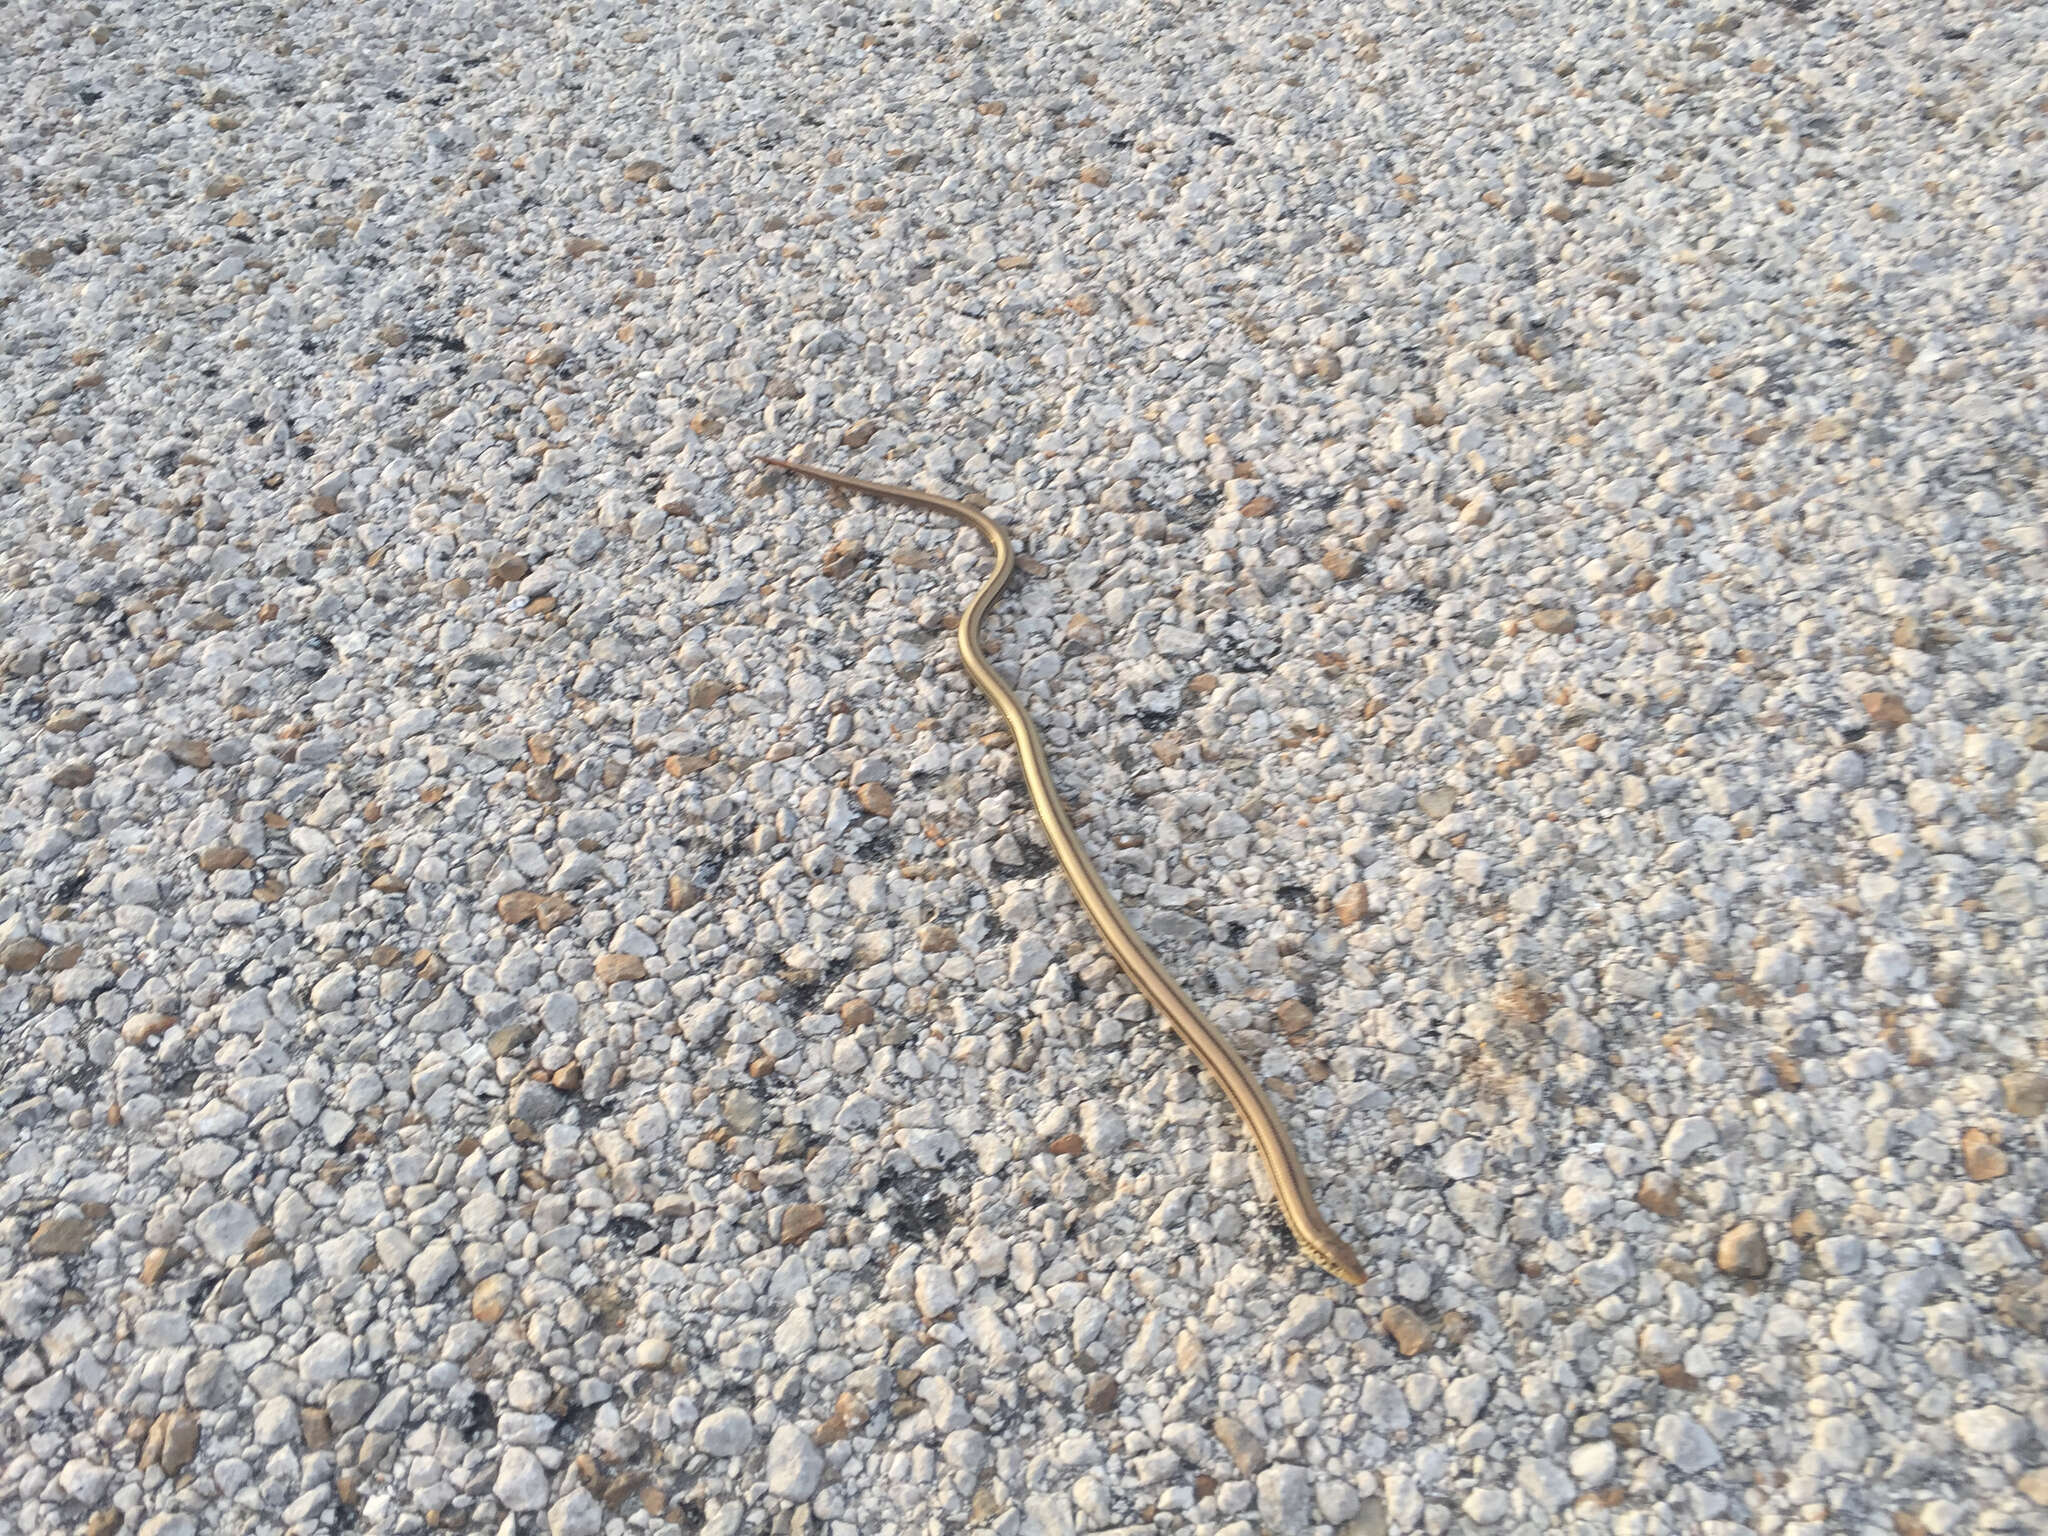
1635;1171;1680;1218
165;737;212;769
856;782;895;817
1381;1303;1434;1356
159;1410;199;1475
85;1512;121;1536
821;539;865;579
487;553;530;587
551;1062;583;1093
1083;1374;1119;1415
1322;547;1361;580
1531;608;1577;634
301;1408;333;1450
2002;1070;2048;1118
1860;690;1910;728
1047;1133;1085;1156
1787;1209;1826;1243
1274;998;1314;1034
1960;1128;2008;1182
1;937;46;973
688;679;731;710
140;1246;179;1285
50;759;95;788
533;895;576;933
1715;1220;1770;1279
45;707;90;732
30;1212;96;1257
594;954;648;985
666;877;704;912
840;999;875;1029
1334;882;1373;925
916;924;957;953
782;1204;826;1244
197;845;252;871
1656;1363;1699;1391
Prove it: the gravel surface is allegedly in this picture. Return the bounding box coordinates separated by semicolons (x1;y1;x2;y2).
4;2;2047;1534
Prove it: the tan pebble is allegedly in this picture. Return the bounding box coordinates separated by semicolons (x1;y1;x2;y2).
621;158;664;183
821;538;865;579
916;924;956;953
472;1273;513;1323
534;895;575;933
1212;1414;1267;1475
594;954;647;986
1715;1220;1770;1278
1860;690;1910;728
1274;998;1314;1034
2016;1468;2048;1506
666;877;704;911
856;782;894;816
1787;1209;1827;1242
1334;883;1373;925
1531;608;1577;634
1960;1128;2008;1182
552;1062;583;1093
1063;613;1105;650
85;1512;121;1536
50;759;95;787
1047;1133;1085;1157
1322;548;1361;580
497;892;542;925
781;1204;826;1244
197;846;251;871
301;1408;333;1450
45;707;91;732
1380;1304;1434;1356
840;999;875;1029
164;737;212;768
1083;1374;1119;1414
